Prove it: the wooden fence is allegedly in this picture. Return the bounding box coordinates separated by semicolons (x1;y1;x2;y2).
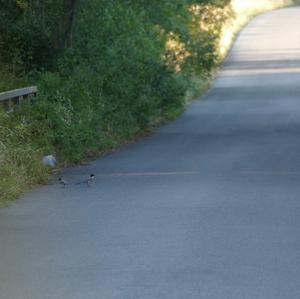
0;86;37;110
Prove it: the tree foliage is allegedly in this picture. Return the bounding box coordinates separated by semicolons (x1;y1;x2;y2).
0;0;232;160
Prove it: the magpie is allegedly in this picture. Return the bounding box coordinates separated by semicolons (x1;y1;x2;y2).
58;177;68;188
76;174;96;187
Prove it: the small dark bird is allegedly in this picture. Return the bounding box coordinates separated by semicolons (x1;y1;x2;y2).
76;174;96;187
58;177;68;188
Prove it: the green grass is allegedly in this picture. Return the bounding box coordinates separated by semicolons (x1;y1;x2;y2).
0;109;50;206
0;146;49;206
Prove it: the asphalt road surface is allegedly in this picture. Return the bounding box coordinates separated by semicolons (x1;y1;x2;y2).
1;7;300;299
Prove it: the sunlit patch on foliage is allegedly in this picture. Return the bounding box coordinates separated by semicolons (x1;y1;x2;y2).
165;32;190;72
219;0;294;57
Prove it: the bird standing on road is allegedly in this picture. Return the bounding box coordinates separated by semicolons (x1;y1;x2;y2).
76;174;96;187
58;178;68;188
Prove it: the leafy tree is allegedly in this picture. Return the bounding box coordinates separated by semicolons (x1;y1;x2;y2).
0;0;232;160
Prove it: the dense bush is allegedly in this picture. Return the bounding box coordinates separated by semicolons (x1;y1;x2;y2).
0;0;232;162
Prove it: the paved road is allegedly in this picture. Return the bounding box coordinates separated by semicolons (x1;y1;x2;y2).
1;7;300;299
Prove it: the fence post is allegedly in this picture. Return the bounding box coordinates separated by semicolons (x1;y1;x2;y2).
0;86;38;111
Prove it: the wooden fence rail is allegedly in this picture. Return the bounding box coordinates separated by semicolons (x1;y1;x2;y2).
0;86;37;110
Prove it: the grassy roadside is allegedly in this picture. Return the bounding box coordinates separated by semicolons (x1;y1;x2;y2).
0;0;298;206
0;106;50;207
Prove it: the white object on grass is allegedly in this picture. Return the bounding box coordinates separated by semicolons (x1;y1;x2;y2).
42;155;57;167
